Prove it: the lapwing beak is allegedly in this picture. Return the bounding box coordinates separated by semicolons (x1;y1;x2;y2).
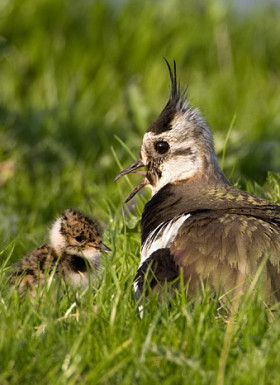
123;178;149;203
114;159;149;203
113;159;145;182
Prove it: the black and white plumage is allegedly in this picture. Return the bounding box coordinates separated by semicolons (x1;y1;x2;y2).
114;60;280;304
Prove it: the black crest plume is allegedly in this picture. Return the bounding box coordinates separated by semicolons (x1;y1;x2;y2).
146;59;185;134
163;58;181;104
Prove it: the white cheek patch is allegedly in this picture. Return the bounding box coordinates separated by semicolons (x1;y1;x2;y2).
151;154;202;195
66;247;101;267
49;218;66;253
81;249;101;266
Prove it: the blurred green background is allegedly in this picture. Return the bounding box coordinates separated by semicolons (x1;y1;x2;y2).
2;2;280;384
0;0;280;257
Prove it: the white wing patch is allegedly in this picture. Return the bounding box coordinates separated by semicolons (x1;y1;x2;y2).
140;213;191;266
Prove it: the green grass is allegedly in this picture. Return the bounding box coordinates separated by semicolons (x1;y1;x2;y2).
1;0;280;383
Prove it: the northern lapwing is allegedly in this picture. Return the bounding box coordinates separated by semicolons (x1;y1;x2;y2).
114;60;280;305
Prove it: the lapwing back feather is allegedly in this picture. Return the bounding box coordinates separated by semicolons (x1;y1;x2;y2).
172;210;280;303
141;178;280;243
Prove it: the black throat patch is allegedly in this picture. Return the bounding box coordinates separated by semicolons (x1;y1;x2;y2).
69;255;88;273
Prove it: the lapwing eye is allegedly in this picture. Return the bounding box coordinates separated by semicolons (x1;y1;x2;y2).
154;141;170;154
75;235;85;242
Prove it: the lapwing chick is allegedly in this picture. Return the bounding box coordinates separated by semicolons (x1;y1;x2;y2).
13;209;110;293
114;60;280;305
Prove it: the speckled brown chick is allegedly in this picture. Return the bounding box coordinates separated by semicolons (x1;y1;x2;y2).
12;209;110;294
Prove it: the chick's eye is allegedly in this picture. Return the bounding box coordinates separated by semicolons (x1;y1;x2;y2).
154;141;170;154
75;235;85;242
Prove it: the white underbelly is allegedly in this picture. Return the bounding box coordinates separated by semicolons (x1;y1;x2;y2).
140;213;190;266
67;271;96;289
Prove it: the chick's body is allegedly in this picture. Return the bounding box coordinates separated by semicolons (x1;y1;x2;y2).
13;209;108;293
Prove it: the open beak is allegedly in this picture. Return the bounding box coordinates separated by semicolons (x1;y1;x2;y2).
113;159;145;182
113;159;148;203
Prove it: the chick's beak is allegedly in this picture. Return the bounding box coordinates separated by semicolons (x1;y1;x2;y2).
113;159;145;182
99;242;111;253
89;241;111;252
